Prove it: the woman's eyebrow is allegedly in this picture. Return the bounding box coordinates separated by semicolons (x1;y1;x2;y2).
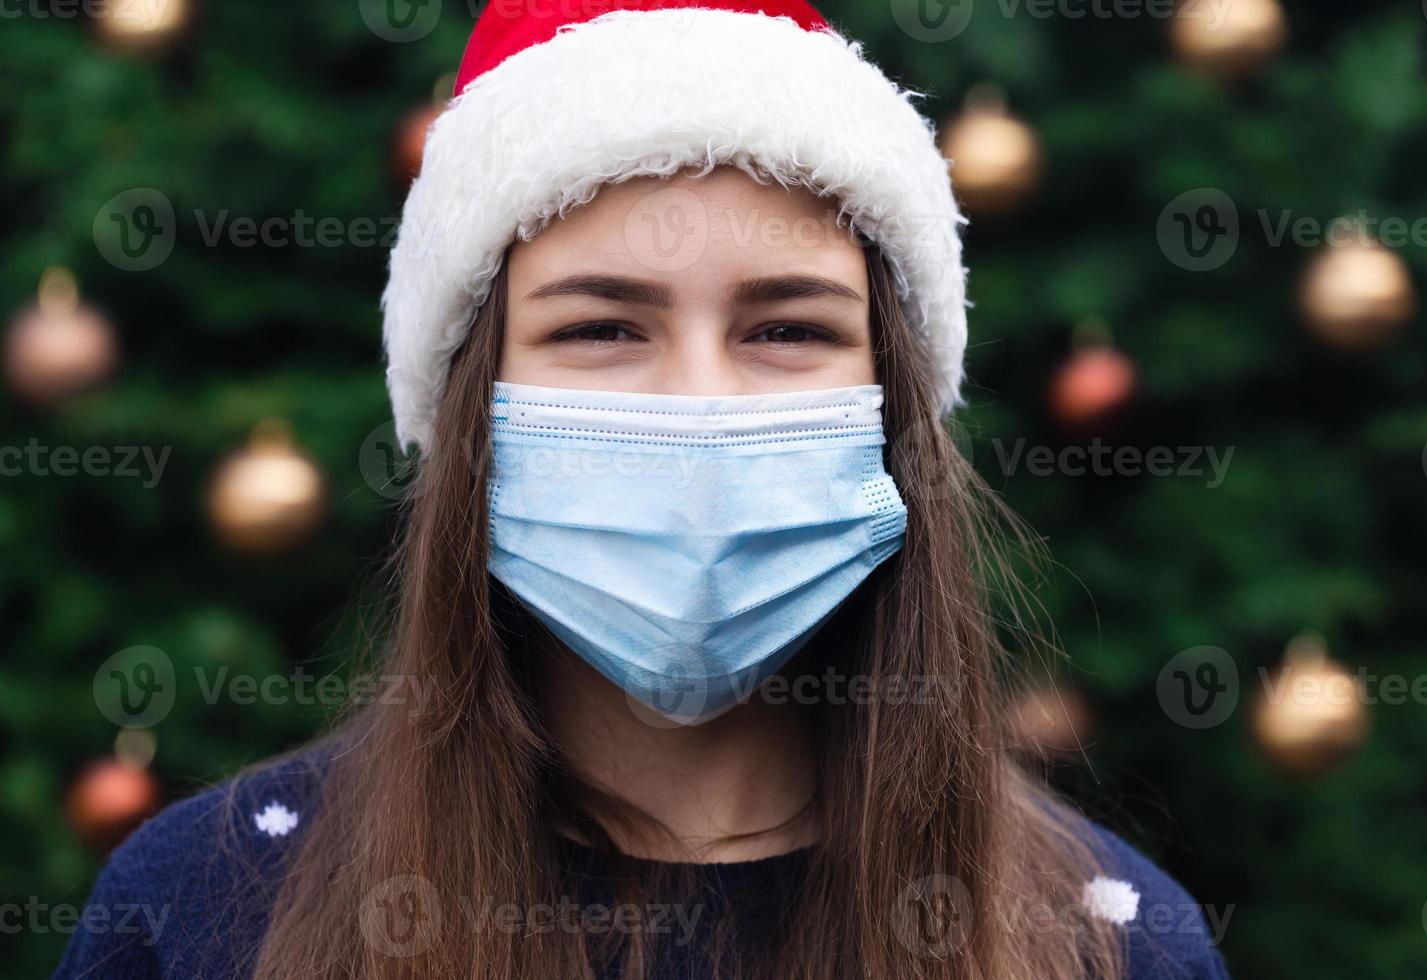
524;274;674;306
733;274;864;305
523;273;864;306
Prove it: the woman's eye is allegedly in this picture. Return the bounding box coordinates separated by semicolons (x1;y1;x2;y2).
748;322;834;345
552;322;641;344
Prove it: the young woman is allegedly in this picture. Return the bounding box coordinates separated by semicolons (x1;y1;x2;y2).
58;2;1230;979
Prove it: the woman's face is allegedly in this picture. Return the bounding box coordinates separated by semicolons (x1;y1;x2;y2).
501;168;875;393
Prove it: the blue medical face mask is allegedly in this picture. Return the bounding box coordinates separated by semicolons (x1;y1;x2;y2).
486;382;908;725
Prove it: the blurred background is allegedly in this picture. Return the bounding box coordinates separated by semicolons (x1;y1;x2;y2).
2;0;1425;976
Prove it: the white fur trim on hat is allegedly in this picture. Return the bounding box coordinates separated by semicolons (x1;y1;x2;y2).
382;7;968;451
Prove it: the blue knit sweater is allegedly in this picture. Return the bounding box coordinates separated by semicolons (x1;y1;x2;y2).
54;754;1231;979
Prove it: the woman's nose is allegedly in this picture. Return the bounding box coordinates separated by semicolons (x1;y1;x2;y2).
650;323;748;396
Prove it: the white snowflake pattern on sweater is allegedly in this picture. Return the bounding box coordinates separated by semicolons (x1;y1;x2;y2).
253;802;299;838
1083;876;1141;925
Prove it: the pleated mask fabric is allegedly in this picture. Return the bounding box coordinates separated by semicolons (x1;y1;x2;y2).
487;382;908;724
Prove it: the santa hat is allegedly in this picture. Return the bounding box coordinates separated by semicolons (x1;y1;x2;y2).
383;0;968;450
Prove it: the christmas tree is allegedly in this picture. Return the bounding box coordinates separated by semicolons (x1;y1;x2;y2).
2;2;1424;976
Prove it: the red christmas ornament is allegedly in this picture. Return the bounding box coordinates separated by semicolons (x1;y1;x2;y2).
66;759;161;851
394;74;459;183
1050;345;1136;432
394;103;443;183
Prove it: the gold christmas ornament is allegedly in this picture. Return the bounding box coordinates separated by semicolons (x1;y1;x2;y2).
114;728;158;770
209;419;326;554
1170;0;1286;78
1299;236;1416;349
1010;684;1094;760
1252;633;1370;777
93;0;192;51
939;86;1044;216
4;267;118;406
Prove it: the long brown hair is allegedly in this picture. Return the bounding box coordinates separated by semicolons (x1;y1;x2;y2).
250;237;1126;980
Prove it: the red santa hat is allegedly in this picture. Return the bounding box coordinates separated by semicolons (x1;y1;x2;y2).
383;0;968;450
